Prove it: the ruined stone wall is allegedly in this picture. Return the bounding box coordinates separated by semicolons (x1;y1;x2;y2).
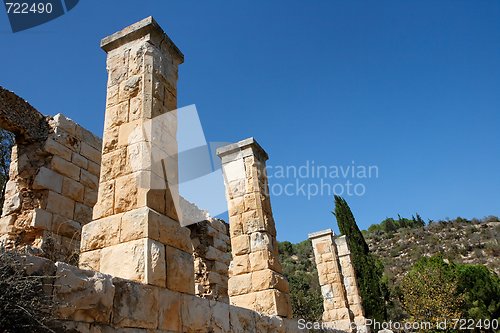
0;112;101;262
189;218;231;303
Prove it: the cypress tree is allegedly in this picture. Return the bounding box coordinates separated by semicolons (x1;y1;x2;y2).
333;195;386;321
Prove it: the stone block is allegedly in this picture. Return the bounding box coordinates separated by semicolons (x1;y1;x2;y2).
81;214;121;251
165;245;194;294
250;232;274;252
249;250;282;273
51;155;80;180
44;138;72;161
62;176;85;202
92;180;115;219
181;294;212;332
228;273;252;296
52;214;81;239
158;288;182;332
30;208;53;230
84;188;98;207
33;167;63;193
158;214;192;253
205;246;231;265
251;269;289;293
54;262;114;324
210;300;231;333
229;305;256;333
229;254;250;276
46;191;75;219
112;279;159;329
74;202;93;224
81;169;99;190
51;114;77;136
119;207;160;243
232;234;250;255
104;102;129;129
72;152;89;169
88;160;100;176
100;239;166;287
79;249;101;271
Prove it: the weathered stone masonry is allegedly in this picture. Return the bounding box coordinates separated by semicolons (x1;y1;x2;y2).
309;229;369;333
217;138;293;318
0;87;101;262
0;16;369;333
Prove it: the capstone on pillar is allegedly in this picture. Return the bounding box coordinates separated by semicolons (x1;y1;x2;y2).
217;137;292;318
79;17;194;293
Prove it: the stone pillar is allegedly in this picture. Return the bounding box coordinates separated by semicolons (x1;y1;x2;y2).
79;17;194;293
217;137;292;318
309;229;353;332
336;236;369;333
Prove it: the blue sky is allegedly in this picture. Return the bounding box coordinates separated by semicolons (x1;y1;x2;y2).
1;1;499;242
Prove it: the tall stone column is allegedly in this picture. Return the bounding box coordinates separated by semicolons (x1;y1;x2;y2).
217;138;292;318
309;229;353;332
336;236;369;333
79;17;194;294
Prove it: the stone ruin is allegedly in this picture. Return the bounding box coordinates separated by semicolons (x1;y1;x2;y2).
0;16;369;333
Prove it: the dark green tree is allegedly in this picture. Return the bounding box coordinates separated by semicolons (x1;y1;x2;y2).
0;129;14;215
333;195;387;321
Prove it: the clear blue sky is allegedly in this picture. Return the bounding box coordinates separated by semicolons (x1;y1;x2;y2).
1;1;499;243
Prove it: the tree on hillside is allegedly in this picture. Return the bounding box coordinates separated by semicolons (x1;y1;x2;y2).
333;195;387;321
401;255;464;325
0;129;15;215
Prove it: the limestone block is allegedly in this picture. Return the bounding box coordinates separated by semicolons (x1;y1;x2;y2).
81;169;99;190
158;213;192;253
255;314;285;333
112;279;159;329
250;232;274;252
229;254;250;276
229;305;256;333
106;84;119;107
81;214;122;251
228;273;252;297
72;152;89;169
88;160;100;176
74;202;93;224
46;191;75;219
249;250;282;273
232;234;250;255
228;196;244;217
54;262;114;324
52;214;81;239
33;167;63;193
228;215;244;237
62;176;85;202
252;289;292;318
335;236;350;256
181;294;212;332
354;316;369;333
104;102;129;129
349;303;364;317
102;126;119;154
84;188;98;207
251;269;289;293
165;245;194;294
30;208;53;230
100;148;129;182
100;239;166;287
204;246;231;265
51;114;77;136
44;138;72;161
210;300;231;333
51;155;80;180
119;207;160;243
79;249;101;271
158;288;182;332
92;180;115;219
323;307;351;321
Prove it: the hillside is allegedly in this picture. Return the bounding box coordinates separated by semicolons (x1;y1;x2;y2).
279;217;500;321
